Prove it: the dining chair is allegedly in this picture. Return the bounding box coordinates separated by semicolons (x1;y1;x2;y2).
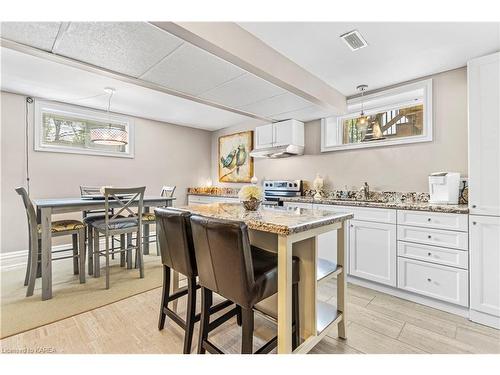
190;215;301;354
80;186;123;275
16;187;86;297
90;187;145;289
130;185;177;256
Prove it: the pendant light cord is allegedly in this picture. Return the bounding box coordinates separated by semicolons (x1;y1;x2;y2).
25;97;33;195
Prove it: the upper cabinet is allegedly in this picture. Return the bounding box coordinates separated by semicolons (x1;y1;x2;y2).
468;52;500;216
254;119;304;149
321;79;433;152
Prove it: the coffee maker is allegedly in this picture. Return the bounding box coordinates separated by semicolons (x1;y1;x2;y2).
428;172;460;204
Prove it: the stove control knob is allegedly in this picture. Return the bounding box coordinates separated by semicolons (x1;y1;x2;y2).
288;183;292;187
294;183;298;187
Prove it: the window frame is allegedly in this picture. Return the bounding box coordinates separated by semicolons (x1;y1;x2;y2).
321;79;433;152
34;99;135;158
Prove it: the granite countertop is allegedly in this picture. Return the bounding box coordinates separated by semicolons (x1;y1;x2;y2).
179;203;353;236
280;197;469;214
187;187;238;198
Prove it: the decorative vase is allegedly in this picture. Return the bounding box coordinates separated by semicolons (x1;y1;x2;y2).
242;198;261;211
313;174;324;199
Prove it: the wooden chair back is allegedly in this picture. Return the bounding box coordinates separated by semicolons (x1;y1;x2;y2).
15;187;39;256
102;187;146;233
160;185;176;198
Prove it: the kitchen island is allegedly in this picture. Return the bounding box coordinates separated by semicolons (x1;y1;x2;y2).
179;202;353;354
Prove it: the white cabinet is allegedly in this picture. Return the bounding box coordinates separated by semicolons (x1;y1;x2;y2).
469;215;500;325
254;119;304;149
398;257;468;306
468;52;500;216
255;124;273;148
349;220;397;286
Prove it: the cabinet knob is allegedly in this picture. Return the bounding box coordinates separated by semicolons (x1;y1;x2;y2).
472;205;477;208
350;224;354;227
427;218;431;222
427;278;432;282
428;235;432;239
428;252;432;256
473;221;477;225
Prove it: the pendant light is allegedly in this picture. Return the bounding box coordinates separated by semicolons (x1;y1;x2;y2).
90;88;128;146
356;84;368;126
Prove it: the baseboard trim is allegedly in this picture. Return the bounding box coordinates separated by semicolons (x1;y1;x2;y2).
469;309;500;329
347;275;470;318
0;231;156;272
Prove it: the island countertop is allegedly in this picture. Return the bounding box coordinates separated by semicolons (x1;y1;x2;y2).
178;203;353;236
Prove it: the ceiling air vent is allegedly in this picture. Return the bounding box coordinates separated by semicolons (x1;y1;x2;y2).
340;30;368;51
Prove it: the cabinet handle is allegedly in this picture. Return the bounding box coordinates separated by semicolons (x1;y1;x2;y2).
472;221;477;225
427;218;431;222
427;278;432;282
427;252;432;256
350;224;354;228
472;204;477;208
427;235;432;239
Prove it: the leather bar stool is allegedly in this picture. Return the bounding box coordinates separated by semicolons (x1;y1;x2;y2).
155;208;235;354
190;215;301;354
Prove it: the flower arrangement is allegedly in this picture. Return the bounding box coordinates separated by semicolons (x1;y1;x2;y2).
238;185;263;210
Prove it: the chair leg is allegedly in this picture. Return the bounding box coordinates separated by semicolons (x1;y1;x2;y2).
93;229;100;278
236;305;242;326
197;287;212;354
126;233;132;269
105;234;110;289
72;233;79;275
88;227;94;276
111;235;115;260
24;236;32;287
172;270;180;313
26;237;39;297
158;265;170;330
292;282;300;350
183;277;197;354
36;239;42;278
120;234;126;267
137;229;144;278
78;228;86;283
241;307;254;354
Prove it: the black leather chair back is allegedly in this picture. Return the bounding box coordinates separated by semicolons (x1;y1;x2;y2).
155;208;197;278
190;215;256;308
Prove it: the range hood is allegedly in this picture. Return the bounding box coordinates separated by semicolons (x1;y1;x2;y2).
250;144;304;158
249;119;305;159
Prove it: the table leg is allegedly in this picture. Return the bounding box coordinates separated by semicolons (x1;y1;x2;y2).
277;235;293;354
143;206;150;255
337;223;347;339
40;207;53;300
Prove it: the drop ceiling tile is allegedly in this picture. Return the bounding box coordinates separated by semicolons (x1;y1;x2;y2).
199;73;286;108
53;22;184;77
141;43;245;95
271;105;333;122
239;92;312;117
0;22;61;51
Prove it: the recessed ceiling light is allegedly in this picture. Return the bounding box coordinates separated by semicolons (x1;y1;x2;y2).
340;30;368;51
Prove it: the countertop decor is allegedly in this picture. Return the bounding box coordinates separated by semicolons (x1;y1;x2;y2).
238;185;263;211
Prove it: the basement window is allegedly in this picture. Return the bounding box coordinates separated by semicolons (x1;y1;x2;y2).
321;79;432;152
34;100;134;158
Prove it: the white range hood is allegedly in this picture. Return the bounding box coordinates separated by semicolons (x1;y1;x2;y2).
250;119;305;159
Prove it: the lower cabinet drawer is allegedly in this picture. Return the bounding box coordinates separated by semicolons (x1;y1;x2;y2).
398;225;468;250
397;241;468;269
397;257;469;306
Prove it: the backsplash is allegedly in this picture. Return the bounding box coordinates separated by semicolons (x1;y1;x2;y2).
187;187;240;197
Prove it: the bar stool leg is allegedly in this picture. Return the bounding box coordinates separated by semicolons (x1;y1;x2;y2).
105;234;110;289
241;307;254;354
183;277;197;354
197;287;212;354
292;282;300;350
120;234;126;267
126;233;132;269
158;265;170;330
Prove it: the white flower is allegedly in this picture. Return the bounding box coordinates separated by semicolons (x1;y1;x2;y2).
238;185;263;201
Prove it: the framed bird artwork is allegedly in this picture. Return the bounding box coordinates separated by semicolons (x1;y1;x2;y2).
218;131;254;183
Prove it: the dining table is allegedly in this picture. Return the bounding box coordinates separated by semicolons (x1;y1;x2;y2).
33;196;175;300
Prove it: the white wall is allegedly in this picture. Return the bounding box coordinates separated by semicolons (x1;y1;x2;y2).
0;91;213;253
211;68;468;192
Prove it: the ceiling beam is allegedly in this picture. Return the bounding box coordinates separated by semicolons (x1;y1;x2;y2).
151;22;347;115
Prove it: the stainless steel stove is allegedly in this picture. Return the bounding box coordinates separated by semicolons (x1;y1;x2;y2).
262;180;303;206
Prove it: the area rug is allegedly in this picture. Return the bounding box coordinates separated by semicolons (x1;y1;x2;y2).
0;253;166;338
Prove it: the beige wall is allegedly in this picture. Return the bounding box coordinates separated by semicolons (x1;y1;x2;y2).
1;91;213;253
211;68;468;192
